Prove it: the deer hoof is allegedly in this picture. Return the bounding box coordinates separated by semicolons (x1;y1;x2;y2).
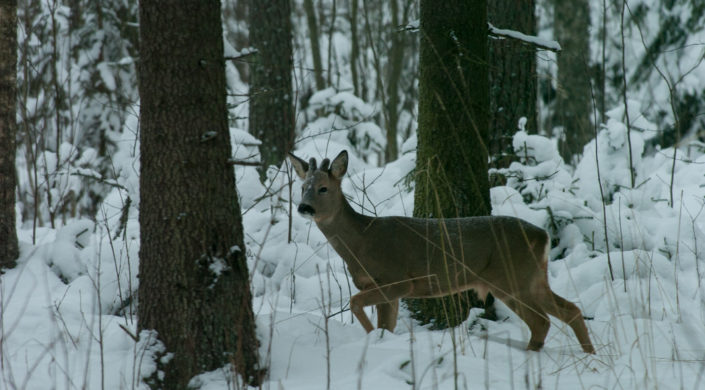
582;344;596;354
527;340;544;351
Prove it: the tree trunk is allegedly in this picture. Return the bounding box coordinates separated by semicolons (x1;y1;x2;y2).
349;0;360;97
488;0;537;169
554;0;592;162
326;0;337;85
138;1;261;387
304;0;325;90
404;0;491;329
0;0;19;270
249;0;295;178
383;0;404;163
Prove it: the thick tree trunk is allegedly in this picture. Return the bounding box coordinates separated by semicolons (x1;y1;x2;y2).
488;0;537;169
249;0;294;177
138;1;261;387
554;0;592;162
0;0;19;270
405;0;491;329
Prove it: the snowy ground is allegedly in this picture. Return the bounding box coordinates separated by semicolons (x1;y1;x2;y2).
2;101;705;389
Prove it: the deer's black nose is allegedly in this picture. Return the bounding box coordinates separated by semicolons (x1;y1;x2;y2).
298;204;315;216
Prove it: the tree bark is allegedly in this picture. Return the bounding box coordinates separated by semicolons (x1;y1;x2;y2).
488;0;537;169
405;0;491;329
554;0;592;162
138;1;261;387
0;0;19;270
249;0;295;178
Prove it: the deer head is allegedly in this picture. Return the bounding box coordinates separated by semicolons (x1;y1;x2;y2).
288;150;348;224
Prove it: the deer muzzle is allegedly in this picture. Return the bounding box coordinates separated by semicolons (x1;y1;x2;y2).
297;203;315;217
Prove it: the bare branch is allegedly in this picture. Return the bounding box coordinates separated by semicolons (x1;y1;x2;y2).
226;159;262;167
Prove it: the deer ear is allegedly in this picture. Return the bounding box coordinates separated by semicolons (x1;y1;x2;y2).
288;152;309;179
330;150;348;179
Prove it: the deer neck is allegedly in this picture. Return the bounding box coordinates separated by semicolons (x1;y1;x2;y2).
315;194;371;252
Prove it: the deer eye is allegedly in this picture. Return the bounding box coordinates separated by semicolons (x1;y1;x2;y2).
318;187;328;194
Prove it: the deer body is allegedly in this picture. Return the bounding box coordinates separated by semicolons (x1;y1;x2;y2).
289;151;595;354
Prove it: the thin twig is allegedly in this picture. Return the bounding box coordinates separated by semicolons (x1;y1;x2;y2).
587;59;615;281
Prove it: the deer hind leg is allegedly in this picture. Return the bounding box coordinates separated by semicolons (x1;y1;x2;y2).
542;291;596;354
376;300;399;331
500;295;550;351
350;283;411;333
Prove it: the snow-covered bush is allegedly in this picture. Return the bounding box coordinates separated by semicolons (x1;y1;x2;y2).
495;102;705;274
15;141;110;227
301;88;385;163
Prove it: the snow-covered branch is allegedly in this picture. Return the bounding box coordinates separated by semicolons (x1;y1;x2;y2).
488;23;561;52
401;20;561;52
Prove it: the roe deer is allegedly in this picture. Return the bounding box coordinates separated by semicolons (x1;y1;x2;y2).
288;150;595;353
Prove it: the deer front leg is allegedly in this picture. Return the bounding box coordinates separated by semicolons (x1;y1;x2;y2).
350;282;411;333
